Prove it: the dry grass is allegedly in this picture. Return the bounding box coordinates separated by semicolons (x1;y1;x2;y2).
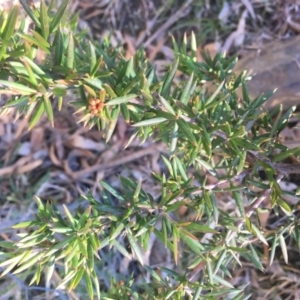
1;0;300;299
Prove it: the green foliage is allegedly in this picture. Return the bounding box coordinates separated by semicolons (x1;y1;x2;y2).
0;1;300;299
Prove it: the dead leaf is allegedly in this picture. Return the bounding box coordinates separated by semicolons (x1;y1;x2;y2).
68;135;106;152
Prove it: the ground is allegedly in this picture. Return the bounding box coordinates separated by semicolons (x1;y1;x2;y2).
1;0;300;299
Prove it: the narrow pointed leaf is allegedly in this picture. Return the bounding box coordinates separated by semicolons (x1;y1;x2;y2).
29;101;44;130
66;33;74;69
84;269;94;299
106;94;136;106
3;5;19;41
50;0;68;32
205;80;225;107
180;72;194;104
20;0;40;25
133;117;167;127
279;234;288;264
127;231;144;265
0;80;36;95
177;119;196;144
69;266;85;290
83;78;102;90
40;0;49;40
43;94;54;127
159;95;175;115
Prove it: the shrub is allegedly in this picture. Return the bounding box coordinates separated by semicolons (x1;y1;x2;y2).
0;0;299;299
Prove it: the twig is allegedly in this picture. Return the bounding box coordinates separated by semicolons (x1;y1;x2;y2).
71;143;165;180
143;0;194;48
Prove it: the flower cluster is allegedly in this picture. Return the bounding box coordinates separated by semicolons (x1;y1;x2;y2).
88;98;105;115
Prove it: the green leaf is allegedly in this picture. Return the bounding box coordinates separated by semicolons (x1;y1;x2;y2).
45;255;55;283
213;250;227;275
170;122;179;155
206;259;213;283
12;220;37;228
63;204;76;229
56;270;77;290
180;72;194;104
279;234;288;264
88;232;100;251
87;242;95;271
105;107;119;142
29;101;45;130
161;58;179;97
237;151;247;174
179;229;204;255
200;124;211;157
180;222;218;234
196;159;218;177
83;78;102;90
190;31;197;61
100;181;125;202
127;230;144;265
109;223;125;242
272;147;300;162
50;0;69;32
120;103;130;122
103;83;117;98
66;33;74;69
204;80;224;108
154;228;173;251
52;87;67;97
20;0;40;26
133;177;142;202
43;94;54;127
133;117;167;127
172;224;179;265
0;241;15;249
213;274;234;288
88;41;97;73
30;264;42;285
31;30;50;48
91;55;103;77
69;266;85;290
159;95;176;115
0;80;37;95
0;252;26;269
277;198;292;213
106;94;136;106
111;239;132;260
40;0;49;40
53;26;63;65
13;252;44;274
232;191;245;217
77;237;88;258
91;270;101;300
177;119;196;144
18;33;50;54
2;5;19;41
251;223;268;245
51;227;74;233
83;269;94;300
248;244;264;271
23;59;38;87
269;235;278;266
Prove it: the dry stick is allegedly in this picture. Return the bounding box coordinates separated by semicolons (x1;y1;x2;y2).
71;143;165;180
143;0;194;48
136;2;168;47
248;150;300;174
